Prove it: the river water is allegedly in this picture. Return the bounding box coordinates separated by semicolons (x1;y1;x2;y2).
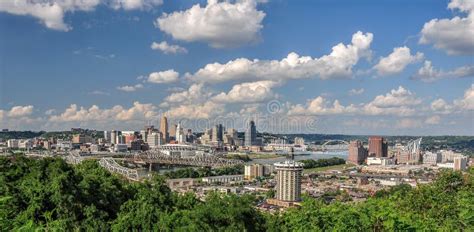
248;151;348;165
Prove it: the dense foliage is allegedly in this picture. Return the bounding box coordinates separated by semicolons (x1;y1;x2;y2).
163;165;244;179
1;156;472;231
270;169;474;231
300;157;346;169
0;130;103;141
0;131;45;140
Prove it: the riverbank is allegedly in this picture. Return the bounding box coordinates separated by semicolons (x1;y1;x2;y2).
225;153;283;160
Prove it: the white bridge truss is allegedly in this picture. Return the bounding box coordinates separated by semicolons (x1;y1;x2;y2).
99;157;139;181
131;150;243;168
320;140;349;151
64;155;84;165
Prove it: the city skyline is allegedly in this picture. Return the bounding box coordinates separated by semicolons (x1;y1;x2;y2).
1;0;473;135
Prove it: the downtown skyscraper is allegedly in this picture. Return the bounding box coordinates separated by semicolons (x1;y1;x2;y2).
160;115;169;143
245;120;257;147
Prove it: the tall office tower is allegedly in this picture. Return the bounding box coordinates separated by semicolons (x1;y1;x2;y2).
169;124;177;140
211;125;217;142
245;120;257;147
186;129;194;143
140;130;147;142
103;131;111;143
368;136;388;158
160;115;169;143
200;129;212;145
274;160;304;202
110;130;117;144
348;140;368;165
227;128;238;140
224;128;237;145
217;124;223;141
147;132;162;148
176;122;185;144
124;134;136;147
212;124;224;142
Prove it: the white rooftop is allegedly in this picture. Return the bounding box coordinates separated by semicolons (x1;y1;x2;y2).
274;160;304;168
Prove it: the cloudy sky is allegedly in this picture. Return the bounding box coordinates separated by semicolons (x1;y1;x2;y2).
0;0;473;135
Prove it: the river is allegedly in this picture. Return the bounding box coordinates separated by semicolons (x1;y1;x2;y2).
248;151;348;165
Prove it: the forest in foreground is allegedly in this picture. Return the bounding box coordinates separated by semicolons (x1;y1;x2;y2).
0;156;472;231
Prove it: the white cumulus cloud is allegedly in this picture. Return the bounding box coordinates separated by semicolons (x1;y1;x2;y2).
212;81;279;103
419;0;474;55
156;0;265;48
288;97;357;116
163;83;213;105
373;46;424;76
110;0;163;10
454;84;474;110
411;60;474;82
7;105;34;117
431;84;474;113
151;41;188;54
147;69;179;84
116;83;144;92
49;101;158;122
369;86;422;108
288;86;422;117
431;98;453;114
0;0;162;31
187;31;373;83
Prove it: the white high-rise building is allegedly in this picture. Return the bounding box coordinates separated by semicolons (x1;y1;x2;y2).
103;131;111;143
147;132;162;148
110;130;118;144
176;122;185;144
140;130;147;142
274;160;304;202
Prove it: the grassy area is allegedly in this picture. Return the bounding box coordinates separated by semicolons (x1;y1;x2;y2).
303;163;355;174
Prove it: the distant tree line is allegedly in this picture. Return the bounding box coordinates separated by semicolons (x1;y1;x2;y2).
0;130;104;141
300;157;346;169
0;156;472;231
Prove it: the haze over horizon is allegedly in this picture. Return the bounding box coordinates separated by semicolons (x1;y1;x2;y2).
0;0;473;135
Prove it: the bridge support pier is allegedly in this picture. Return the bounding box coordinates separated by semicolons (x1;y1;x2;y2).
148;163;159;172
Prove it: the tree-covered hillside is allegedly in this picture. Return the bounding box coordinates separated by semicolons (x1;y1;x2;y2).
0;156;473;231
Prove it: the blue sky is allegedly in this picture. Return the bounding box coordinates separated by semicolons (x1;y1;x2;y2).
0;0;473;135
